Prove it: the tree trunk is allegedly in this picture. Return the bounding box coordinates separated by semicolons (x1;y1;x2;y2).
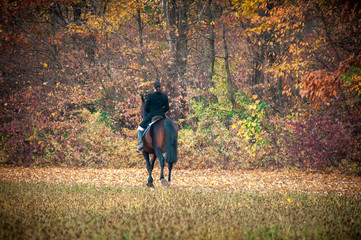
222;22;236;110
207;0;215;89
163;0;189;92
277;76;283;110
137;5;148;83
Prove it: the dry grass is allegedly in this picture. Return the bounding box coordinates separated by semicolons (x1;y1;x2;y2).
1;181;360;240
1;167;361;195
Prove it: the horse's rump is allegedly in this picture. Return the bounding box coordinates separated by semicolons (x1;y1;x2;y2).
142;119;165;154
142;118;177;159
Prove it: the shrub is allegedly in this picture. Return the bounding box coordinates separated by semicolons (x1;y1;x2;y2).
177;121;250;170
285;117;353;170
0;87;49;166
43;108;143;168
232;96;270;159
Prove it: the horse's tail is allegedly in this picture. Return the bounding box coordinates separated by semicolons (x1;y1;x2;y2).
165;119;178;164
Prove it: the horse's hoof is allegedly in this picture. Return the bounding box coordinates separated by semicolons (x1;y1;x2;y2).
160;179;169;187
147;182;154;188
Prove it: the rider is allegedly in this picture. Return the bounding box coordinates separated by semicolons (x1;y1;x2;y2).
137;81;169;151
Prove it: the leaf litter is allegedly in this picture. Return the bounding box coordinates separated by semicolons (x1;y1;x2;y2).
0;167;360;196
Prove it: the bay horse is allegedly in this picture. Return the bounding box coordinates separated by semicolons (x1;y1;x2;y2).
140;96;178;187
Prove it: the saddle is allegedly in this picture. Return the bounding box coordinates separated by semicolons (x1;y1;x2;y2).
151;116;163;122
142;116;164;137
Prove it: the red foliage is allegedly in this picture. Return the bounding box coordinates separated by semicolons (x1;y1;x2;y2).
286;115;360;170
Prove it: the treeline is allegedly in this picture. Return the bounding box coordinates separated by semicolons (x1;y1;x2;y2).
0;0;360;173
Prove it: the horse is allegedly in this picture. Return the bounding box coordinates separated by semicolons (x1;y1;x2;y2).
140;96;178;187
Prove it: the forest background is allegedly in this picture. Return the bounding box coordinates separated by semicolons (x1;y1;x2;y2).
0;0;360;174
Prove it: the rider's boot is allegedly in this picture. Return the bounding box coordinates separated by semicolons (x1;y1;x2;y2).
137;127;144;152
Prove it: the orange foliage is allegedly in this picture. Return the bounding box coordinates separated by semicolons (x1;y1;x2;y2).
301;54;361;107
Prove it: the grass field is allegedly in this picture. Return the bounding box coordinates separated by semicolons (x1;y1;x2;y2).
0;181;360;240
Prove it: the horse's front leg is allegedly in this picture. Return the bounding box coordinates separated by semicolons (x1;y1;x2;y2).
143;151;154;187
154;147;165;180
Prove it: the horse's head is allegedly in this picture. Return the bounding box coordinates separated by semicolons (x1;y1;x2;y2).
140;95;146;120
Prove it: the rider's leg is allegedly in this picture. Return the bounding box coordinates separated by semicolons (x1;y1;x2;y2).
137;126;144;152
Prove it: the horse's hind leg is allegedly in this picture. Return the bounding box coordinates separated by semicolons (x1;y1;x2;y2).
168;162;173;182
150;154;156;171
155;147;169;187
143;151;154;187
154;147;165;181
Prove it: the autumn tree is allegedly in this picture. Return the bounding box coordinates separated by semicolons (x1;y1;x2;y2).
1;0;360;170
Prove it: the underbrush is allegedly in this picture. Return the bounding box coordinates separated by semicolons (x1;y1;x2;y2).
1;181;360;239
0;108;144;168
1;93;360;174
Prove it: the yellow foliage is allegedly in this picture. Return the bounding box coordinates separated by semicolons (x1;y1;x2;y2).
233;99;270;159
344;69;361;96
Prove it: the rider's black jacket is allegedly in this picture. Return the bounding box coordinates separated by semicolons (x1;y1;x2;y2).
140;91;169;128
